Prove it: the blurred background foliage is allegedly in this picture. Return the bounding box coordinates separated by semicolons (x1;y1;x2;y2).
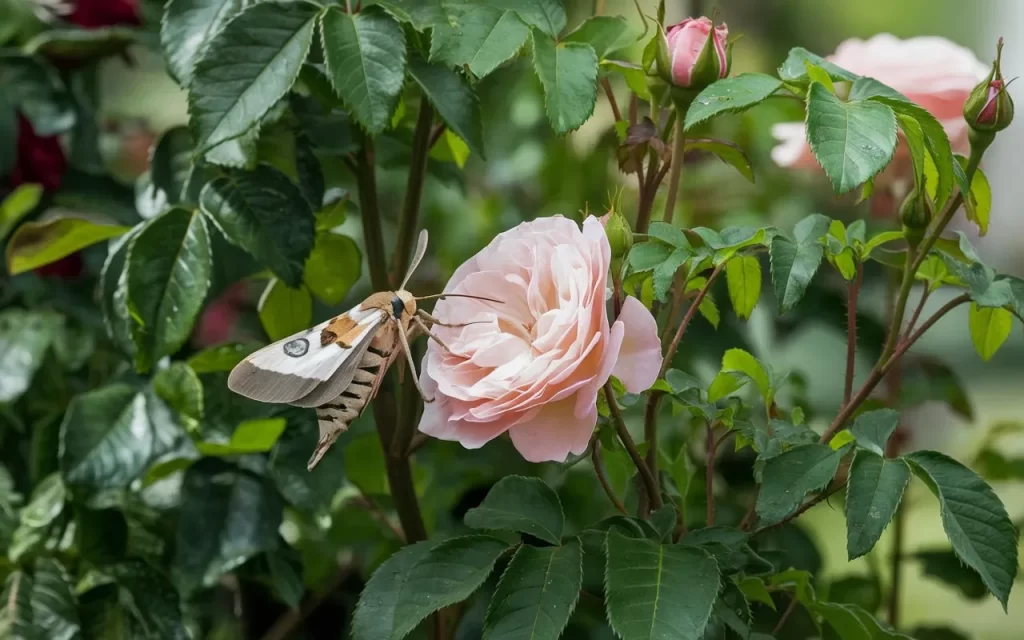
2;0;1022;637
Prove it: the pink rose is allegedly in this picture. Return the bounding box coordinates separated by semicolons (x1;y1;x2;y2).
771;34;989;201
418;216;663;463
662;17;729;88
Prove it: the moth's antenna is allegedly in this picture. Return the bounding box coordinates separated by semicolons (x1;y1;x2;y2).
401;230;429;290
414;293;505;304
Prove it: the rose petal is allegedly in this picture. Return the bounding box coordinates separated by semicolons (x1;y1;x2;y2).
612;296;663;393
508;395;596;462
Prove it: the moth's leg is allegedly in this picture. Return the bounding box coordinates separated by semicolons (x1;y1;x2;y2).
413;316;462;356
397;322;434;403
416;309;487;329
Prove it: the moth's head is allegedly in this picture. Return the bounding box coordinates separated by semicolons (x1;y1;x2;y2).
396;289;416;317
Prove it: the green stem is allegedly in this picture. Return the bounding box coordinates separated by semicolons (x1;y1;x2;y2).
662;120;685;224
391;97;434;286
879;244;916;362
604;383;663;511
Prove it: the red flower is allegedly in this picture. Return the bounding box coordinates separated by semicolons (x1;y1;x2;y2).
66;0;140;29
11;115;67;193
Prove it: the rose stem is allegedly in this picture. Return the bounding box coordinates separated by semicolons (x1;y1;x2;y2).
843;262;862;406
604;382;663;510
592;437;628;514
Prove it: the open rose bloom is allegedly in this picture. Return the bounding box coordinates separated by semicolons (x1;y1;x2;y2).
772;34;989;202
418;216;663;463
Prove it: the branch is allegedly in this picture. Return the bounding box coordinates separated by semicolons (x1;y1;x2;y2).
819;293;970;444
705;421;716;526
843;263;862;405
355;137;389;292
601;77;622;122
593;437;628;514
391;97;434;285
753;482;845;536
259;565;354;640
604;383;663;511
662;121;685;224
905;287;931;336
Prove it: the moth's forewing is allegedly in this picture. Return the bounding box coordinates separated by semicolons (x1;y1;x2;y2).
227;306;383;405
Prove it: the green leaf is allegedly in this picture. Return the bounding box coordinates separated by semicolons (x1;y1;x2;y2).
845;451;910;560
19;473;65;529
430;6;529;78
99;228;139;359
352;539;441;640
721;348;770;400
532;32;598;135
258;279;313;341
408;53;485;157
23;27;135;61
848;408;899;456
0;571;33;638
849;76;955;208
490;0;565;37
5;214;129;275
125;208;212;373
149;126;195;207
199;165;315;287
0;309;61;403
483;541;582;640
737;577;775;610
161;0;251;87
778;48;858;85
107;560;186;638
60;386;187;497
562;15;633;60
304;231;361;306
0;184;43;239
905;450;1018;608
684;138;754;182
175;460;283;592
804;62;835;93
189;1;319;163
153;361;204;425
860;230;904;259
605;531;720;640
391;535;511;640
321;6;407;135
805;82;898;194
961;162;992;236
684;74;783;131
188;343;260;373
269;408;345;513
901;358;973;421
28;558;80;639
916;549;988;601
726;255;761;320
968;302;1011;361
464;475;564;544
770;235;823;313
757;443;847;525
628;241;673;271
814;602;872;640
198;418;287;456
601;60;650;101
0;54;76;136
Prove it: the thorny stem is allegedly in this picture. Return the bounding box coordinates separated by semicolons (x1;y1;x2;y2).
843;263;863;406
819;293;971;444
593;437;628;514
392;97;435;285
643;262;726;498
880;244;917;363
662;121;685;224
905;287;932;336
604;383;664;511
355;138;390;292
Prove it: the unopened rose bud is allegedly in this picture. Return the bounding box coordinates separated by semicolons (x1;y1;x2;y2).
656;17;729;90
603;209;633;261
899;188;931;246
964;38;1015;133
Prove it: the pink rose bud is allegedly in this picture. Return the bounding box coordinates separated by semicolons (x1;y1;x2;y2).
964;38;1014;133
657;17;729;89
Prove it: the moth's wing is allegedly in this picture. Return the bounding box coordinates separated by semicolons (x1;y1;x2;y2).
288;329;378;408
227;309;384;405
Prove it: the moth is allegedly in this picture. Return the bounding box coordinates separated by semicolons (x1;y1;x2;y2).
227;230;494;470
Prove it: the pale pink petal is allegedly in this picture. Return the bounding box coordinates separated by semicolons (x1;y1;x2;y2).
612;296;663;393
508;395;596;462
573;316;624;418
